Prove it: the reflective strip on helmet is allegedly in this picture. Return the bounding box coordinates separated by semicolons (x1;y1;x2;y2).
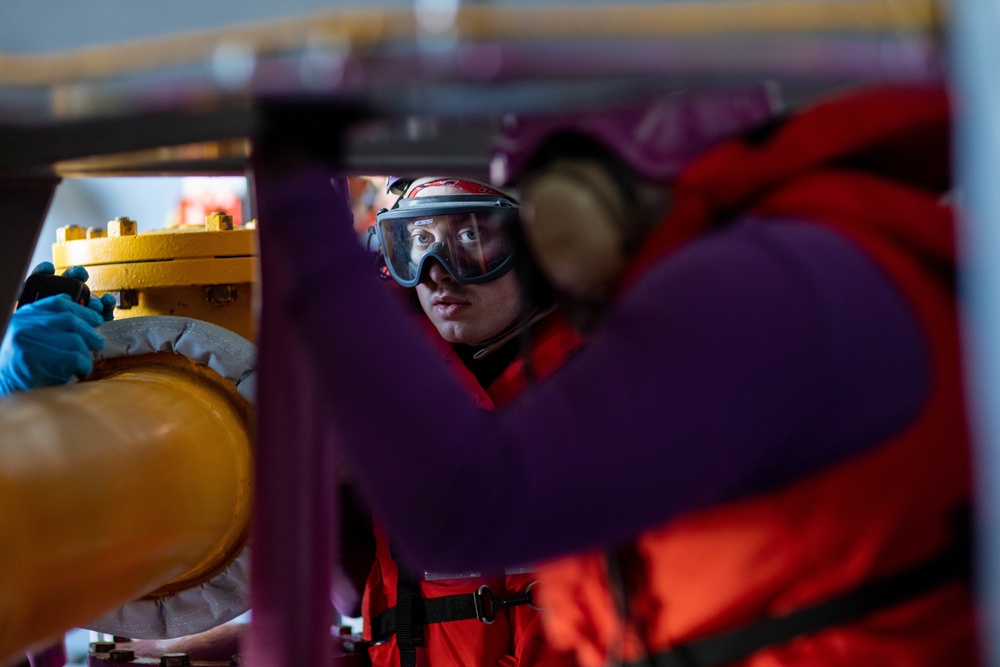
406;178;506;199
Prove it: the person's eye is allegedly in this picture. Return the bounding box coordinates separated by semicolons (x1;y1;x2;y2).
458;228;480;243
410;231;431;246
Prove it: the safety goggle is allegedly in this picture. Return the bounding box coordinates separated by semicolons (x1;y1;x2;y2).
374;195;517;287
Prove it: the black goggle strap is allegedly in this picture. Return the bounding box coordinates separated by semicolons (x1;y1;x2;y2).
367;225;395;281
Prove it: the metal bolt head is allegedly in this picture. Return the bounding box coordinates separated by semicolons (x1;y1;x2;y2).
108;217;138;237
87;226;108;239
56;225;87;243
160;653;190;667
108;648;135;662
205;284;236;305
110;289;139;310
89;641;116;653
206;211;234;231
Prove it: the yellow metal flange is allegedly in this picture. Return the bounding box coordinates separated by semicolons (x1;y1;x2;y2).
51;213;257;341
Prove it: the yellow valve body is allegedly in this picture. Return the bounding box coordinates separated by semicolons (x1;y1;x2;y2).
52;227;257;341
0;353;252;663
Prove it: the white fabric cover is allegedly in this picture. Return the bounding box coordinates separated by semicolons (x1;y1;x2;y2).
83;316;255;639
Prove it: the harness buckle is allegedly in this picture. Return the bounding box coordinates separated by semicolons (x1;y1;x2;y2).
473;585;534;625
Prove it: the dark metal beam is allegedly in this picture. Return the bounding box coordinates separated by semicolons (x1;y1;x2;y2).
0;174;61;335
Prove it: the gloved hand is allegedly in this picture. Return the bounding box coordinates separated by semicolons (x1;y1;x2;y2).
31;261;117;322
0;264;110;395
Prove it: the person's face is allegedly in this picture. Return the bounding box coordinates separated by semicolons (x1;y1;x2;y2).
415;261;523;344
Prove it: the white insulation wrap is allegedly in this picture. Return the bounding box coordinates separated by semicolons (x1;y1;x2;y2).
83;316;255;638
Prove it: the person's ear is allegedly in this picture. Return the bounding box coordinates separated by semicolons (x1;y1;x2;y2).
520;160;628;298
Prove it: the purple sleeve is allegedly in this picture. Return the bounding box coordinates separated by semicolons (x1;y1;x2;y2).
257;164;930;573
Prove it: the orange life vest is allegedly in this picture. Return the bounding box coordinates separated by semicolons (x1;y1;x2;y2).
536;85;975;667
363;312;582;667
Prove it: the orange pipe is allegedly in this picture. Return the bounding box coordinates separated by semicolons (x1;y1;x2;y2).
0;353;252;663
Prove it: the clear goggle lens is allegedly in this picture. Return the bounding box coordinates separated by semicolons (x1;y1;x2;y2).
376;207;516;287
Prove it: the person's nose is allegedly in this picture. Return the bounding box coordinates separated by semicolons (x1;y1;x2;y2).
425;258;454;285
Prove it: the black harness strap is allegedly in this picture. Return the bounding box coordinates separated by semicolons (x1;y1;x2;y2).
624;538;970;667
394;568;422;667
371;585;536;643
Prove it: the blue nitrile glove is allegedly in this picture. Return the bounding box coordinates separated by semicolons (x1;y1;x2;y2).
0;294;106;396
32;261;116;321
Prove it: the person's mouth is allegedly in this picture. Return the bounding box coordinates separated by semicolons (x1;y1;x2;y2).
432;294;471;318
